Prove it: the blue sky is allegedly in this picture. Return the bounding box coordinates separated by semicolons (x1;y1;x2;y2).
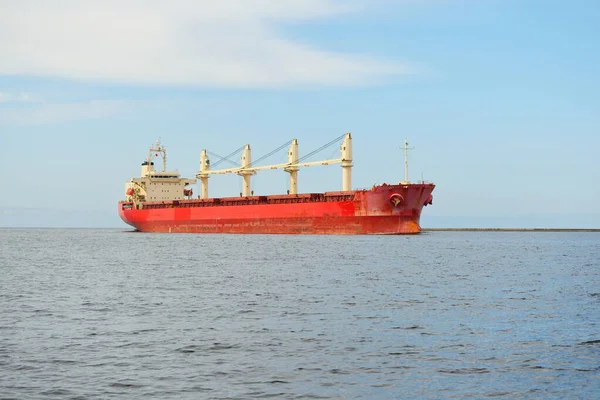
1;0;599;228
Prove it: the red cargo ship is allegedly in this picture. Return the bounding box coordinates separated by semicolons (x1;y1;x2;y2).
119;134;434;234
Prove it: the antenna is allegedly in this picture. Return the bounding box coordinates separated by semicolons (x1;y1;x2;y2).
148;138;167;172
403;138;414;183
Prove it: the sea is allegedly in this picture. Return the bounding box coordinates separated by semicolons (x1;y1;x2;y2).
1;228;599;399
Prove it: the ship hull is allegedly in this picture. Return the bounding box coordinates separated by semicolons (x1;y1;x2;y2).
118;183;434;235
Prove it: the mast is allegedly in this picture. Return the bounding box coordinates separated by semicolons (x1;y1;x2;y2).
148;139;167;172
404;138;409;183
403;138;413;184
236;145;256;196
199;149;210;199
341;133;352;191
285;139;299;194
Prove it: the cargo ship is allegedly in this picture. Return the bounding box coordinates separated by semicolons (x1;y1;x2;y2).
118;133;434;234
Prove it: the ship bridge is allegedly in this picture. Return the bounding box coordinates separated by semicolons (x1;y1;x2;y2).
125;141;196;202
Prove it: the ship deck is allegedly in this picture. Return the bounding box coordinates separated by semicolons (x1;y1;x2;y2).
121;191;357;210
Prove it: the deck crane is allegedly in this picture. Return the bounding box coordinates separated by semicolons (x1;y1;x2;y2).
196;133;353;198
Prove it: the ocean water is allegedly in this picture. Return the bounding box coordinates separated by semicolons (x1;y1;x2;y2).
1;229;599;399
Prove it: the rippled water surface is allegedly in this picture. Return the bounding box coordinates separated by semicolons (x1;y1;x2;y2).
1;229;599;399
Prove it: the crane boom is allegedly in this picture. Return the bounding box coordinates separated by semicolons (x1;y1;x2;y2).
195;133;352;197
198;157;342;176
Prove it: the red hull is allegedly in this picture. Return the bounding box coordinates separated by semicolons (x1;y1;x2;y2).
119;183;434;235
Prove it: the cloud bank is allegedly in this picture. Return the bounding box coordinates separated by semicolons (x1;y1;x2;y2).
0;91;41;103
0;0;408;88
0;99;132;126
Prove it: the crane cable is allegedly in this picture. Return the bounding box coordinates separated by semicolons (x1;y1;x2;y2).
209;145;247;168
252;139;293;167
293;133;346;164
208;133;345;169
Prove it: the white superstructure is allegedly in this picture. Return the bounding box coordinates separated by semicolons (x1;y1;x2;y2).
125;141;196;202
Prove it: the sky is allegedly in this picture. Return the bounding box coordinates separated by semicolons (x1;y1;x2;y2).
1;0;599;228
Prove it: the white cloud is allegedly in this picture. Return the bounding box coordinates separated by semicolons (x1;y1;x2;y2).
0;99;131;125
0;91;42;103
0;0;409;88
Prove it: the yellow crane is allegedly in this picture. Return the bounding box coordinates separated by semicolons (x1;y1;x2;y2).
195;133;353;198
